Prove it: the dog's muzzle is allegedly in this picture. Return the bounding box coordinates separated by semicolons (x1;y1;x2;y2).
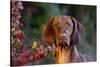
59;33;70;47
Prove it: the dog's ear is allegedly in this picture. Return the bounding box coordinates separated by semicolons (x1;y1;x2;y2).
71;17;84;45
42;17;55;45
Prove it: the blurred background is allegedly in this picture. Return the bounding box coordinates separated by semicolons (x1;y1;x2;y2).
21;1;96;56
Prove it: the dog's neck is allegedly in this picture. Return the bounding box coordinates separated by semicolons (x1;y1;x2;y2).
56;46;73;64
56;45;78;64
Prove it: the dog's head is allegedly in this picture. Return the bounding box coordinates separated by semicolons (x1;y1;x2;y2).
42;16;84;47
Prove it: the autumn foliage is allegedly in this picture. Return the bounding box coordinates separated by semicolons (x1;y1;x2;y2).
11;1;55;66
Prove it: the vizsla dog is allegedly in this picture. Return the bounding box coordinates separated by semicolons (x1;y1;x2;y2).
42;16;96;64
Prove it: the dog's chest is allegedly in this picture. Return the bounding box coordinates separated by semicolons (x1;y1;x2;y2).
57;47;71;63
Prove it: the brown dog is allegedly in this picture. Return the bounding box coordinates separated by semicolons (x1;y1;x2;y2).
42;16;96;64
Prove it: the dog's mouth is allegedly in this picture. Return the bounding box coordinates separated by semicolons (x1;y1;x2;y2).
59;41;69;47
55;38;70;48
55;39;70;47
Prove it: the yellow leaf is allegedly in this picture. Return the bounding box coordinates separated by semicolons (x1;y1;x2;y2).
15;39;20;49
12;27;15;32
32;41;38;49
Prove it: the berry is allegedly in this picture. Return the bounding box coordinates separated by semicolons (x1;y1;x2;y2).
34;54;41;61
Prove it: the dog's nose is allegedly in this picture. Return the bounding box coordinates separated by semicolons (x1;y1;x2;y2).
60;33;66;39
